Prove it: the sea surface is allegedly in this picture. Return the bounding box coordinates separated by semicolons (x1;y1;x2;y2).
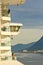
15;53;43;65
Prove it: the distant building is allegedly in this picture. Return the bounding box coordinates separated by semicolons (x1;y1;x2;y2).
23;50;28;53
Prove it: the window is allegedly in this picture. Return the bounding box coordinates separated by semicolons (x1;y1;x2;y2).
10;26;20;32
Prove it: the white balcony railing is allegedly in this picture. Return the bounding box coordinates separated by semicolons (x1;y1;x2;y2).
2;16;11;21
1;37;11;46
1;31;20;35
0;46;11;50
10;23;23;26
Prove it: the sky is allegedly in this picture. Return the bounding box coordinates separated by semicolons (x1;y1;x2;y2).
9;0;43;45
9;0;43;28
12;29;43;45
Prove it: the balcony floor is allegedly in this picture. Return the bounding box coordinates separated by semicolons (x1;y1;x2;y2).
0;60;24;65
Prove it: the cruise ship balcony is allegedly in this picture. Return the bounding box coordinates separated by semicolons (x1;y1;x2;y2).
1;31;20;35
2;16;11;21
0;51;12;60
0;46;11;50
1;37;10;45
10;23;22;32
1;23;23;35
2;0;25;5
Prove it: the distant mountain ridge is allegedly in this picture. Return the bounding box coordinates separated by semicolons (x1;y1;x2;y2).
27;36;43;51
11;42;34;52
11;36;43;52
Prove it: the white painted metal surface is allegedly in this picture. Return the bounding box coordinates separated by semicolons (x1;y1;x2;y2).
2;17;11;21
1;31;20;35
10;23;23;26
0;46;11;50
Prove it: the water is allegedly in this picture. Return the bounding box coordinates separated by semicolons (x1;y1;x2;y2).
15;53;43;65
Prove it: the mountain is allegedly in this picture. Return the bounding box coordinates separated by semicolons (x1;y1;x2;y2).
27;36;43;51
11;36;43;52
11;42;34;52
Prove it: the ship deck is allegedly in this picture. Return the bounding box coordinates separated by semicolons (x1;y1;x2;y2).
0;60;24;65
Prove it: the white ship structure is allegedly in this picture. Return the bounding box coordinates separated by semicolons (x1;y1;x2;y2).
0;0;25;61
